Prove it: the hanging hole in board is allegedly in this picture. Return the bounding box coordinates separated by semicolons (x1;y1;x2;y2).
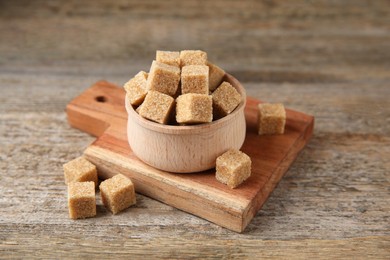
95;96;107;103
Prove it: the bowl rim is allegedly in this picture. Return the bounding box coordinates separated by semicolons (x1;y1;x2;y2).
125;73;247;135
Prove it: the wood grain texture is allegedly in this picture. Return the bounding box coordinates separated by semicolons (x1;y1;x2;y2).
0;0;389;258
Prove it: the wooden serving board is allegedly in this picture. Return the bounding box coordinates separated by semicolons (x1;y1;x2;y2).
66;81;314;232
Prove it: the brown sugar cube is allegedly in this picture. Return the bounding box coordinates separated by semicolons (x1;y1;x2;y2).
68;182;96;219
180;50;207;67
216;149;251;189
257;103;286;135
181;65;209;94
212;81;242;119
63;157;98;187
156;50;180;67
99;174;136;214
176;94;213;124
208;62;225;92
139;90;175;124
124;71;148;106
146;60;180;96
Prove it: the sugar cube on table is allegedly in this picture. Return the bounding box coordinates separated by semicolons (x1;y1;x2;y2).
124;71;148;106
99;174;136;215
68;181;96;219
176;93;213;124
181;65;209;94
63;157;98;187
139;90;175;124
156;50;180;67
147;60;180;96
257;103;286;135
180;50;207;67
212;81;242;119
216;149;252;189
208;62;225;92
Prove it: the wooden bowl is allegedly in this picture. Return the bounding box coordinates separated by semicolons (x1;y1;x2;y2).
125;73;247;173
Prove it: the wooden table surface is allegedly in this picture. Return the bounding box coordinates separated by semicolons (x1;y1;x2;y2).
1;1;389;258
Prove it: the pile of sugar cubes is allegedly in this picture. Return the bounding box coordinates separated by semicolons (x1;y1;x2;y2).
62;51;289;220
124;50;242;125
123;50;287;189
63;157;136;219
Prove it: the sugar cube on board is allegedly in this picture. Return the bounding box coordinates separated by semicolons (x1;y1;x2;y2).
216;149;251;189
257;103;286;135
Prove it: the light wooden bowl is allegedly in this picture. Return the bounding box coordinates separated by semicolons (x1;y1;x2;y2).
125;73;247;173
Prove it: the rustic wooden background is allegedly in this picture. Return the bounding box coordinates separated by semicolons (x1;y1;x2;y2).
1;0;389;258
